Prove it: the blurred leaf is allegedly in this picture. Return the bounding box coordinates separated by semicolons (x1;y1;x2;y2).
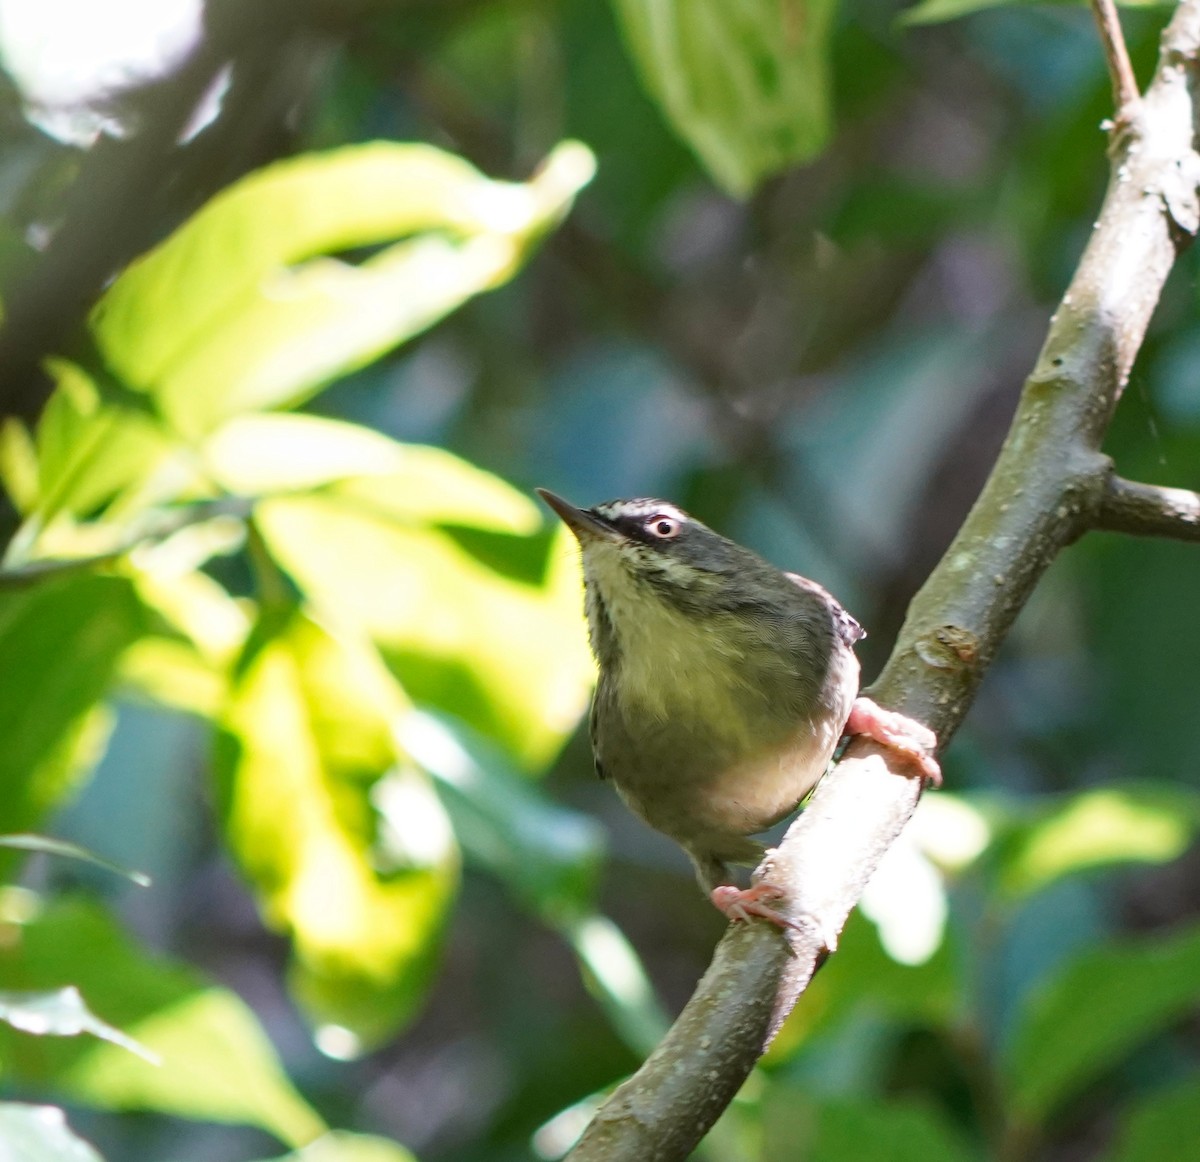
91;141;595;437
563;914;670;1058
902;0;1171;25
860;819;954;968
907;793;993;874
769;911;963;1062
993;786;1200;900
899;0;1006;26
131;552;250;658
216;610;458;1050
253;1131;418;1162
0;1103;104;1162
257;457;593;769
66;992;323;1146
203;414;407;495
0;986;154;1061
762;1092;977;1162
404;712;602;921
329;447;542;533
531;1089;609;1161
435;524;560;587
0;835;149;885
0;419;38;513
121;564;249;718
398;714;667;1057
29;360;177;528
0;897;325;1146
118;637;229;718
1109;1077;1200;1162
0;573;144;835
1004;924;1200;1125
611;0;837;196
202;414;549;544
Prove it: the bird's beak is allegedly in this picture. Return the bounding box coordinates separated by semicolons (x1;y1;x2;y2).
536;488;621;542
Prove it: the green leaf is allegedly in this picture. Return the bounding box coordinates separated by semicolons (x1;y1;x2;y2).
400;714;668;1059
0;896;325;1146
994;786;1200;900
0;1103;105;1162
225;426;539;533
563;914;671;1058
1004;924;1200;1126
216;610;458;1051
29;360;178;528
899;0;1007;26
404;712;603;922
256;455;593;769
0;836;150;886
901;0;1172;27
610;0;837;196
0;418;39;514
0;573;145;836
1109;1077;1200;1162
202;414;409;495
763;1093;977;1162
65;991;323;1145
253;1131;418;1162
767;909;963;1061
121;564;249;718
119;636;229;718
91;140;595;437
0;986;155;1060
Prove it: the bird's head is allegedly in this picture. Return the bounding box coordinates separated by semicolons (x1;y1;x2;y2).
535;489;756;610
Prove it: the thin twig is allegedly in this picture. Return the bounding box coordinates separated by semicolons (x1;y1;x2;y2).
1095;474;1200;541
566;1;1200;1157
1091;0;1142;115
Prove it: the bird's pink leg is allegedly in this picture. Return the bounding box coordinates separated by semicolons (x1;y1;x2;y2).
711;884;839;951
845;697;942;786
711;882;797;930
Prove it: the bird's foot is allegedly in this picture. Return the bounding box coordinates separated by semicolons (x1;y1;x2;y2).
846;697;942;786
710;883;839;951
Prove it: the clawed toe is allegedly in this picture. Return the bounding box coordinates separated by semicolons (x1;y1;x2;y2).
846;697;942;787
710;884;839;952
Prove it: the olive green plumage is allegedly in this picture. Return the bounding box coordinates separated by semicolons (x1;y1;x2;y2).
538;491;863;897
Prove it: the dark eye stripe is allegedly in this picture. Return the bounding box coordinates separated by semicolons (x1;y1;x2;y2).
591;500;688;540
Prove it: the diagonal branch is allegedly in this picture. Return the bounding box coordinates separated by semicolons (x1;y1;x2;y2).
566;2;1200;1158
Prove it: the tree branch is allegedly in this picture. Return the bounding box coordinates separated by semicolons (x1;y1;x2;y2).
1095;474;1200;540
566;2;1200;1157
1092;0;1141;115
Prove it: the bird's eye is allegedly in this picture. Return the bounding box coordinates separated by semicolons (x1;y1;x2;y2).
646;514;681;539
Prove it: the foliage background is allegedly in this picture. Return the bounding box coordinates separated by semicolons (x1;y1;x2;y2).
0;0;1198;1160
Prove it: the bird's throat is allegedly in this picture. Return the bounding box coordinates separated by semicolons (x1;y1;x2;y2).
583;550;777;745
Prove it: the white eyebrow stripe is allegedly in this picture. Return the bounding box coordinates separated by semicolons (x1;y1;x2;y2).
594;499;687;523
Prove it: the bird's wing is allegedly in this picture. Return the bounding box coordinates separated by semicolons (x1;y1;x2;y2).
588;689;606;780
785;572;865;647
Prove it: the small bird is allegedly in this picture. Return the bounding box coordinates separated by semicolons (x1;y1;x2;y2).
537;489;941;933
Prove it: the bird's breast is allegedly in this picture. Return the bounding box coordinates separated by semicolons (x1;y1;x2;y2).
589;578;860;839
692;709;846;833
